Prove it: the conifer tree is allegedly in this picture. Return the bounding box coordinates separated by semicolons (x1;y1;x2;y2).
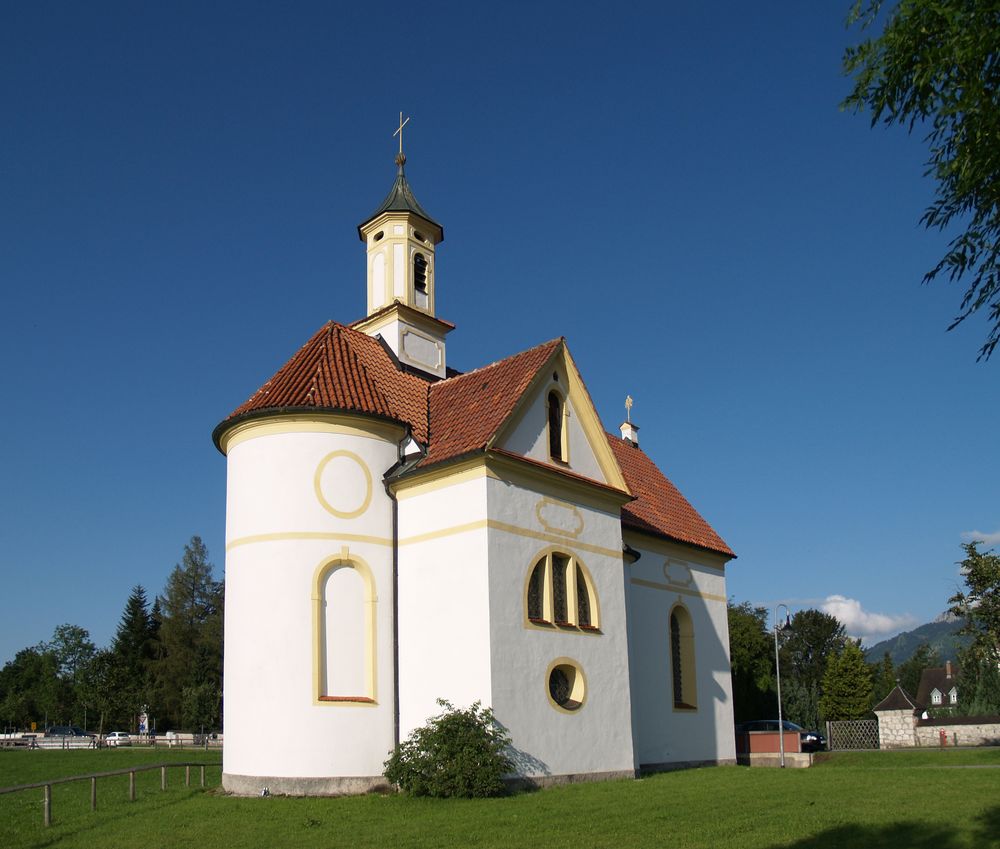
110;586;156;728
820;642;874;721
152;537;224;729
869;651;897;707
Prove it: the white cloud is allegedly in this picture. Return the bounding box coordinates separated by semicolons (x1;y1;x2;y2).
820;595;917;643
960;528;1000;547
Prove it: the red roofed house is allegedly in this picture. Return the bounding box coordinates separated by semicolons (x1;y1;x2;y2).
213;150;737;795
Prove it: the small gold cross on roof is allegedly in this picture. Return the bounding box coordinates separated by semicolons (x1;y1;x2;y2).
394;112;410;156
625;395;633;422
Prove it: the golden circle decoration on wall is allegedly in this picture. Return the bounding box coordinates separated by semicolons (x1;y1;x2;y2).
314;450;373;519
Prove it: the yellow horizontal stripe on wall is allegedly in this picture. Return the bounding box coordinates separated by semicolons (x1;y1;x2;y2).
630;577;727;603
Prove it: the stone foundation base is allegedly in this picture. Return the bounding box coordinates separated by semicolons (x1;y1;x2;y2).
224;761;736;796
735;752;813;768
505;769;636;791
222;772;391;797
639;758;738;774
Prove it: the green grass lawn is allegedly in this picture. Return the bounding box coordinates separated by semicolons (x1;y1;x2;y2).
1;749;998;849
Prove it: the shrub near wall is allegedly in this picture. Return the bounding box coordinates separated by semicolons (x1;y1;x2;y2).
384;700;514;798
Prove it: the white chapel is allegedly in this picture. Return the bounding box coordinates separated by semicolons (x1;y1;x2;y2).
213;141;738;795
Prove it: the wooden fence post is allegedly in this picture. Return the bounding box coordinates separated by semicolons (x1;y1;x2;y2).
161;766;167;791
129;770;136;801
185;766;190;787
91;776;97;810
200;765;205;787
43;784;51;827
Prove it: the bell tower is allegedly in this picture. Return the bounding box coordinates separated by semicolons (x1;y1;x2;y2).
353;115;452;379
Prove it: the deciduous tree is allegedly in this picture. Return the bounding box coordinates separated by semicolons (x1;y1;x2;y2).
727;601;776;722
843;1;1000;360
950;541;1000;716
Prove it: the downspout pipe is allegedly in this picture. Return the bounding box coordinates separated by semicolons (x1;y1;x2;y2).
382;426;422;752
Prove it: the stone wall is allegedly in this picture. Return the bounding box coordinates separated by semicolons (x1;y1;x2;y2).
913;719;1000;748
876;709;917;749
875;711;1000;749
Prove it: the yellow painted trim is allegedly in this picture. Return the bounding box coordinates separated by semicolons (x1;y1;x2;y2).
668;602;698;712
391;459;495;500
221;414;404;453
485;453;631;512
545;657;587;714
226;531;393;551
314;450;374;519
227;518;624;560
629;577;726;603
398;519;489;546
311;546;378;706
534;496;585;538
489;520;622;559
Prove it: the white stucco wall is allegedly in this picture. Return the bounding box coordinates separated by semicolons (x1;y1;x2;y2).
624;534;735;767
396;472;493;741
499;381;608;485
484;475;636;779
222;422;401;787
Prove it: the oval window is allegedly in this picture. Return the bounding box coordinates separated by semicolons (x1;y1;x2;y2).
547;661;586;712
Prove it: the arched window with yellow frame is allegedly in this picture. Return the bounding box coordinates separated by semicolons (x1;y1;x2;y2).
524;549;600;632
669;603;697;710
546;389;568;463
312;553;377;705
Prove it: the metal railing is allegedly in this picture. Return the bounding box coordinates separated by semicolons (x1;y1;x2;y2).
0;761;220;827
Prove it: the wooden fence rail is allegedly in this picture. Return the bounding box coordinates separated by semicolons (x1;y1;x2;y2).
0;761;221;827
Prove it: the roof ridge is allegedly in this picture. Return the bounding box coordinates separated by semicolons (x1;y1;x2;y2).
435;337;563;387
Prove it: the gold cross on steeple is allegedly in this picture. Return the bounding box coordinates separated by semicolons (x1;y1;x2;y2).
394;112;410;157
625;395;634;422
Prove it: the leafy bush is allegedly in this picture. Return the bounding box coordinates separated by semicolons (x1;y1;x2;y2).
384;699;513;797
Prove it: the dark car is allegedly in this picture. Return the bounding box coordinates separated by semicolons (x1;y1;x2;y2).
736;719;827;752
44;725;95;738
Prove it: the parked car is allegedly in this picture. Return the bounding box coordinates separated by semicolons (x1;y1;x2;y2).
105;731;131;747
44;725;95;739
736;719;827;752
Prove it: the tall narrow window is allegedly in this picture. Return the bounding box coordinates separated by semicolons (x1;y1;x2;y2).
552;553;569;623
547;391;565;461
527;559;545;622
669;606;696;710
576;565;592;627
413;253;428;308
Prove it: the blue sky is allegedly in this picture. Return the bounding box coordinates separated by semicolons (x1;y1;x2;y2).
2;2;997;664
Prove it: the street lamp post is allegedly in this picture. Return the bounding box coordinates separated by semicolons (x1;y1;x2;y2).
774;603;792;768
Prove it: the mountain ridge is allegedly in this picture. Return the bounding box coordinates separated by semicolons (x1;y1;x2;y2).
865;613;971;666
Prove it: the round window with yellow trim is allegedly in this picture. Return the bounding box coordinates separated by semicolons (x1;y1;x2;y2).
546;660;586;713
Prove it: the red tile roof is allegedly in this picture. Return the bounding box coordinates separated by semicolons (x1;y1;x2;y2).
215;324;734;560
216;321;430;444
419;338;562;468
608;434;734;558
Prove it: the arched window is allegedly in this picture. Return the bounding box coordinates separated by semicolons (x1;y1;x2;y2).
524;550;599;632
575;565;592;627
413;253;428;308
312;555;376;704
527;559;545;622
669;605;697;710
547;391;566;462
